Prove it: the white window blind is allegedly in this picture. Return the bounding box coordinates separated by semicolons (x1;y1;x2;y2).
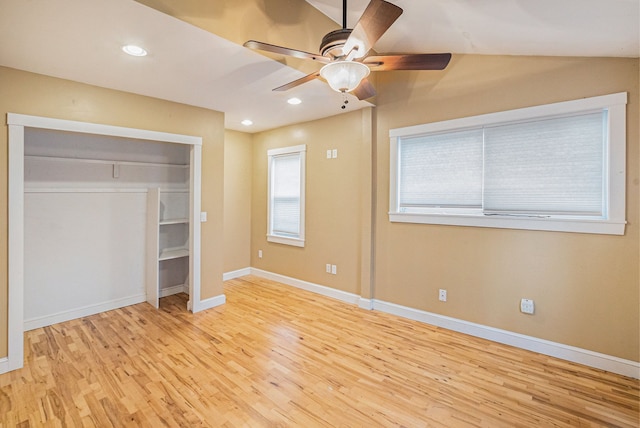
484;112;605;215
271;153;301;236
267;145;306;247
399;128;483;209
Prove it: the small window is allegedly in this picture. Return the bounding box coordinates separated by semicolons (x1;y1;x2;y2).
389;93;627;235
267;145;306;247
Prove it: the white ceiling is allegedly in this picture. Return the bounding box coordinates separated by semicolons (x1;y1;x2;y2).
1;0;638;133
307;0;640;58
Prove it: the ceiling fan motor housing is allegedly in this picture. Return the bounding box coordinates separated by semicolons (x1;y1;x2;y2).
320;28;352;58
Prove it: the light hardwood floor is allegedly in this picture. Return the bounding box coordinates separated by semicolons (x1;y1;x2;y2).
1;275;638;427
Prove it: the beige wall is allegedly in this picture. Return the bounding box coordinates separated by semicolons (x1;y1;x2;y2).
224;130;252;272
0;66;226;358
374;55;639;361
250;109;374;297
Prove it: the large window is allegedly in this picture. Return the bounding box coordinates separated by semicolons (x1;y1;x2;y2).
267;144;306;247
389;93;627;235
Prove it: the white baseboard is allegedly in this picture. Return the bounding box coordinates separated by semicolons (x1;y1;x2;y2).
250;268;361;305
23;293;147;331
0;353;22;374
358;298;373;310
223;267;251;281
373;299;640;379
194;293;226;312
160;284;188;298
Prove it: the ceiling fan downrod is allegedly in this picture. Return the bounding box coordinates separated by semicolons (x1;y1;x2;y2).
319;0;352;57
343;0;347;29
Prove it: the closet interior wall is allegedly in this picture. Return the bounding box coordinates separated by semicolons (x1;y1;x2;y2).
23;127;190;330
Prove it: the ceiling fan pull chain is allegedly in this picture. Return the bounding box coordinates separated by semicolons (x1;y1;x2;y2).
341;92;349;109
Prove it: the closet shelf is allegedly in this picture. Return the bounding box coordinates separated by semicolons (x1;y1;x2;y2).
159;247;189;261
24;187;189;194
25;154;188;168
25;187;150;194
160;218;189;225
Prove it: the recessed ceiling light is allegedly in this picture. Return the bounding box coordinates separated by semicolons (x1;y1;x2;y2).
287;97;302;105
241;119;253;126
122;44;148;57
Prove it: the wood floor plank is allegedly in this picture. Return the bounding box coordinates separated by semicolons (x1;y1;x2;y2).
1;275;638;427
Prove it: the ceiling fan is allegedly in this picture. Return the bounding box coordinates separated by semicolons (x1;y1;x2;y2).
243;0;451;101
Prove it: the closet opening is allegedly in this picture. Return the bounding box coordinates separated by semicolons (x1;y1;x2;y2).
6;113;203;373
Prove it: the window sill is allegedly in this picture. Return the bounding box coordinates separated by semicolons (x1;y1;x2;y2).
267;234;305;247
389;212;626;236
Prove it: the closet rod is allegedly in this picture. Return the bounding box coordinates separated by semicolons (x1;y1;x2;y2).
25;154;188;168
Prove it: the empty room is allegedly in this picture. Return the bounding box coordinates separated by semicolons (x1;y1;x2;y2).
0;0;639;426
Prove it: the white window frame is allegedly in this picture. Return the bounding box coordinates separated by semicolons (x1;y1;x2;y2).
389;93;627;235
267;144;306;247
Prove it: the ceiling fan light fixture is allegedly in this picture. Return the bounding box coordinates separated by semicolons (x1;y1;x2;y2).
320;61;370;93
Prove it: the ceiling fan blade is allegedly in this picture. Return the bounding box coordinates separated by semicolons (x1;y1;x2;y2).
244;40;331;63
351;77;377;100
364;53;452;71
273;72;321;92
343;0;403;59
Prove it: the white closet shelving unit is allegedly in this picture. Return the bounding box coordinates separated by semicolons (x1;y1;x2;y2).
146;188;190;308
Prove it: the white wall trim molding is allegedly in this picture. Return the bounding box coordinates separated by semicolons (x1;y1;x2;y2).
250;268;361;305
6;122;25;374
372;299;640;379
358;298;374;310
24;294;147;331
188;144;203;313
223;267;252;281
0;357;8;375
7;113;202;146
197;294;227;311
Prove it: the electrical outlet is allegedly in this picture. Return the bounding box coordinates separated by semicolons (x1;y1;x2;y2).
326;149;332;159
258;250;263;259
326;264;332;273
331;264;337;275
332;149;338;158
520;298;535;314
439;289;447;302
